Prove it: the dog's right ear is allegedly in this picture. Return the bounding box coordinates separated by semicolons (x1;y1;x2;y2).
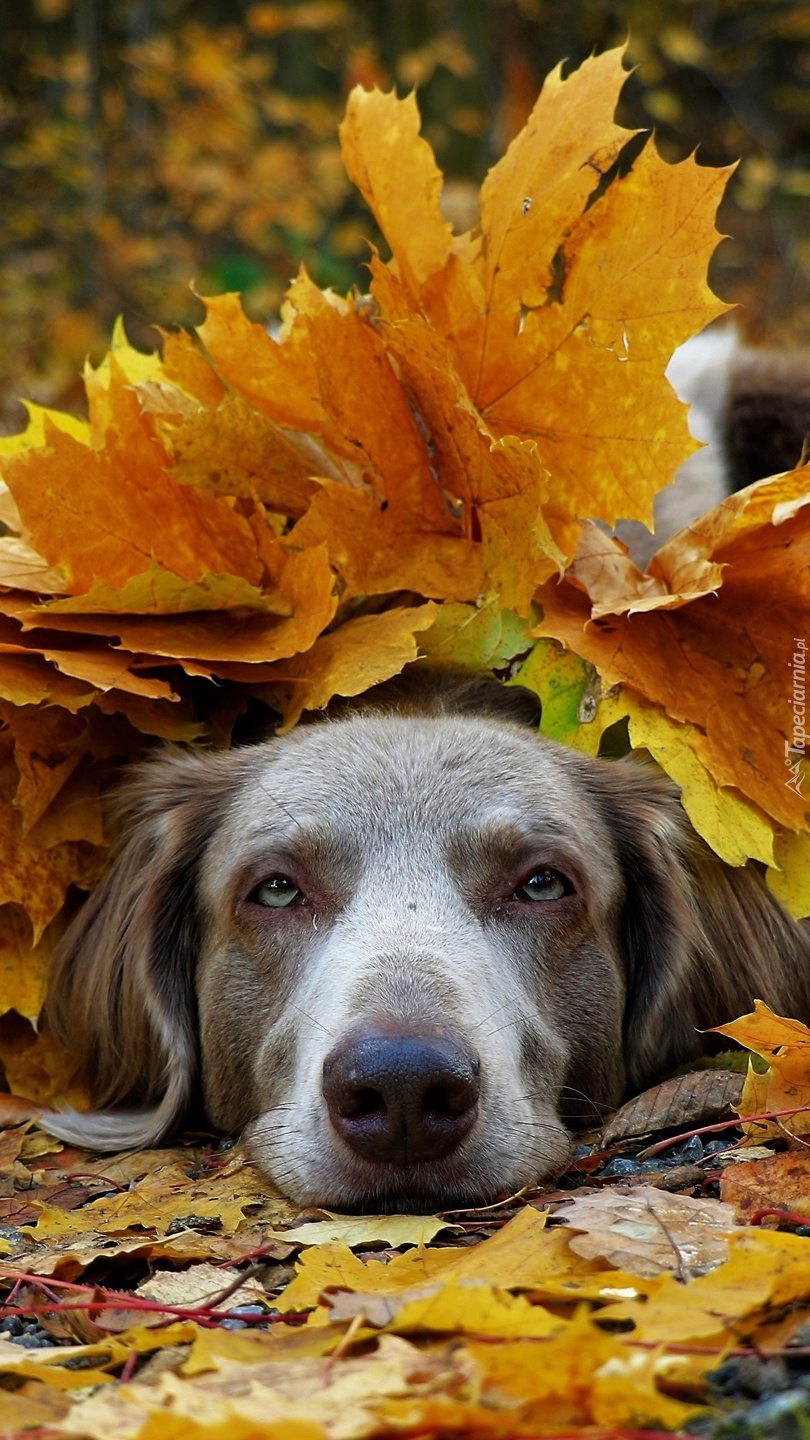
41;748;240;1152
578;751;810;1088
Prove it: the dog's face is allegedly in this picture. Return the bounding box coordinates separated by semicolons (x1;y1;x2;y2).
45;696;807;1211
195;713;632;1210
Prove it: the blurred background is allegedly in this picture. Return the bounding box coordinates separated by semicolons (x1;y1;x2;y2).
2;0;810;431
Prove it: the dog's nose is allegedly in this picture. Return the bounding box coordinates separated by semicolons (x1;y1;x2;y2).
322;1032;480;1164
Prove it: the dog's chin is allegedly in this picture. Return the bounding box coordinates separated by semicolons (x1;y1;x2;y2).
314;1179;499;1216
246;1126;564;1213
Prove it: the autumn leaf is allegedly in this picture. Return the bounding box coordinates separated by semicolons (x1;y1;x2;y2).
521;481;810;893
720;1150;810;1222
713;1000;810;1140
343;50;730;552
600;1069;745;1148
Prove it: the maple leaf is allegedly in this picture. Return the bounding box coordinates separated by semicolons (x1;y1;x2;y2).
342;48;731;550
713;1000;810;1141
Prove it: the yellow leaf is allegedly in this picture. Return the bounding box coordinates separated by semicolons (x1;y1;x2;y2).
418;600;533;674
265;1212;460;1248
601;1228;810;1346
3;382;264;595
713;1000;810;1139
768;826;810;919
384;1280;563;1339
265;603;439;730
598;689;777;867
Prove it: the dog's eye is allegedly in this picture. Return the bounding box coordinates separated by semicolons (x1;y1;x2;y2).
518;870;569;902
250;876;302;908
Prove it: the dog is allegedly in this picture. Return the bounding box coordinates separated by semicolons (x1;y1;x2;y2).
42;677;810;1213
618;328;810;568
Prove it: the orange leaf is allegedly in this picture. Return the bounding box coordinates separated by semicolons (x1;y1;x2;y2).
340;87;453;294
265;603;439;729
4;381;264;594
713;1000;810;1139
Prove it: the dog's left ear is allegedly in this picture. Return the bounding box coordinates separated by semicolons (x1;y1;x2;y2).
40;746;242;1151
577;755;810;1088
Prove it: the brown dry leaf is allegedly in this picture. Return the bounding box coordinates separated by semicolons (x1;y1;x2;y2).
0;1010;84;1106
525;464;810;880
556;1185;738;1277
11;1220;289;1279
601;1069;745;1147
0;1093;40;1127
531;523;810;836
720;1149;810;1222
0;704;89;834
0;800;85;947
137;1263;269;1311
0;534;67;595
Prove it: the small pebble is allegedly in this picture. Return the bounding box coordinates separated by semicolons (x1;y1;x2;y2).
601;1157;641;1177
219;1318;248;1330
744;1387;810;1439
710;1356;790;1399
705;1138;732;1155
672;1135;705;1164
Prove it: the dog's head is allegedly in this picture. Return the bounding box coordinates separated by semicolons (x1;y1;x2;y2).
43;692;807;1211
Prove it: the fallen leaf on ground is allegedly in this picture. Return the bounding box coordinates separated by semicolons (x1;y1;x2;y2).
720;1149;810;1221
265;1212;461;1248
555;1185;738;1277
601;1068;745;1146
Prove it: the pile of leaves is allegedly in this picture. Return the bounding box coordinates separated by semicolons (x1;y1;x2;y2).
0;43;810;1436
0;1004;810;1436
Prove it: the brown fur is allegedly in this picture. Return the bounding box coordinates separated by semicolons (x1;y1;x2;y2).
725;349;810;491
